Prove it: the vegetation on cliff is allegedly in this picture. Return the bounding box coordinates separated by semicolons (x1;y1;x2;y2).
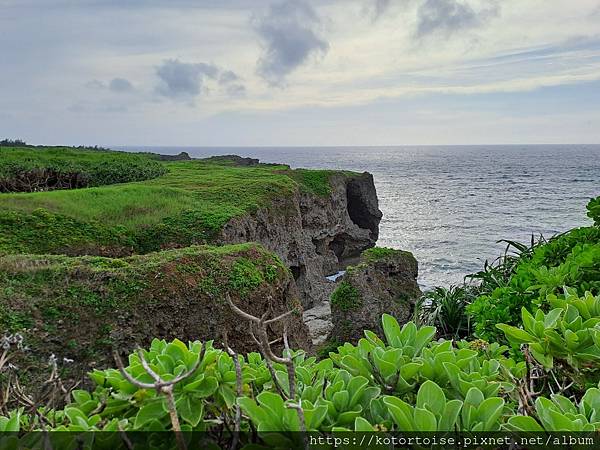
0;242;308;394
0;147;347;255
330;280;362;311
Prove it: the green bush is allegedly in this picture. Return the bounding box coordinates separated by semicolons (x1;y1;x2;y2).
587;196;600;225
497;289;600;386
416;285;476;339
330;281;362;311
0;147;166;192
468;225;600;342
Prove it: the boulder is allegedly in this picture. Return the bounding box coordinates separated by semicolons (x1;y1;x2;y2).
303;300;334;346
330;247;422;343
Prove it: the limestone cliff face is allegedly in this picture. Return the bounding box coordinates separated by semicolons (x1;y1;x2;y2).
217;172;383;308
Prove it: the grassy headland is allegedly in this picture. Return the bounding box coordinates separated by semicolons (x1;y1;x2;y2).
0;147;342;255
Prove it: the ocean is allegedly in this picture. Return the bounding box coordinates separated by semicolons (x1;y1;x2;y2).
120;145;600;289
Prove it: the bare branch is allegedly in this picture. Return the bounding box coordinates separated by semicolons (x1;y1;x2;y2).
227;293;306;436
226;295;260;324
112;342;206;450
265;309;297;326
136;348;162;385
113;351;156;390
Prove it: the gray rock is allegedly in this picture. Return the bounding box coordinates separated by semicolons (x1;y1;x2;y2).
330;248;422;343
303;300;334;346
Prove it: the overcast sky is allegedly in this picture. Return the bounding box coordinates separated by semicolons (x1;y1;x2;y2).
1;0;600;146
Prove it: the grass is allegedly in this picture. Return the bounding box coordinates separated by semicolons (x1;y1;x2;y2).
0;149;358;255
361;246;412;262
330;280;362;311
415;285;476;339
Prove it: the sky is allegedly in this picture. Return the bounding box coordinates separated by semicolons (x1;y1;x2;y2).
1;0;600;146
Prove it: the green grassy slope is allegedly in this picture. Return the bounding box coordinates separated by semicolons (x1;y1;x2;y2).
0;147;345;255
0;243;305;388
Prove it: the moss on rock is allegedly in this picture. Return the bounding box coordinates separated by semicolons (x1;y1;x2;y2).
0;243;310;392
330;280;362;311
361;246;416;264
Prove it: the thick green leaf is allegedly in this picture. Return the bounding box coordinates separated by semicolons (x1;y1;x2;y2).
3;411;20;433
495;324;535;344
416;381;446;413
383;396;414;431
304;405;328;430
414;408;437;431
382;314;402;347
332;390;350;413
177;395;204;427
506;415;544;432
354;416;375;431
439;399;462;431
134;399;168;429
476;397;504;430
347;376;369;407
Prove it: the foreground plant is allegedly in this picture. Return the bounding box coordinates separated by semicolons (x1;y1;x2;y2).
0;311;597;448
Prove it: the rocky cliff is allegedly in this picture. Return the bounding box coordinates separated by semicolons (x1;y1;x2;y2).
0;152;385;369
0;244;309;391
218;172;382;309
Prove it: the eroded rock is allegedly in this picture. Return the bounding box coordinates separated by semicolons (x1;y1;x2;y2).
303;300;333;346
330;247;422;343
218;172;382;309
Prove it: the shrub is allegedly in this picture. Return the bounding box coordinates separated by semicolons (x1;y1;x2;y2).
497;289;600;390
587;196;600;226
468;225;600;342
5;312;598;442
0;147;166;192
330;281;362;311
416;285;476;339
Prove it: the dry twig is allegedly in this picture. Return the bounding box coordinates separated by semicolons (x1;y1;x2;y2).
113;343;205;450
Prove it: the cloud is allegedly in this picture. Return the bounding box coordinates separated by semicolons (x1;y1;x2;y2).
219;70;240;85
255;0;329;86
155;59;220;99
415;0;500;39
368;0;392;21
85;80;106;89
109;77;134;92
226;84;247;97
155;59;245;100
